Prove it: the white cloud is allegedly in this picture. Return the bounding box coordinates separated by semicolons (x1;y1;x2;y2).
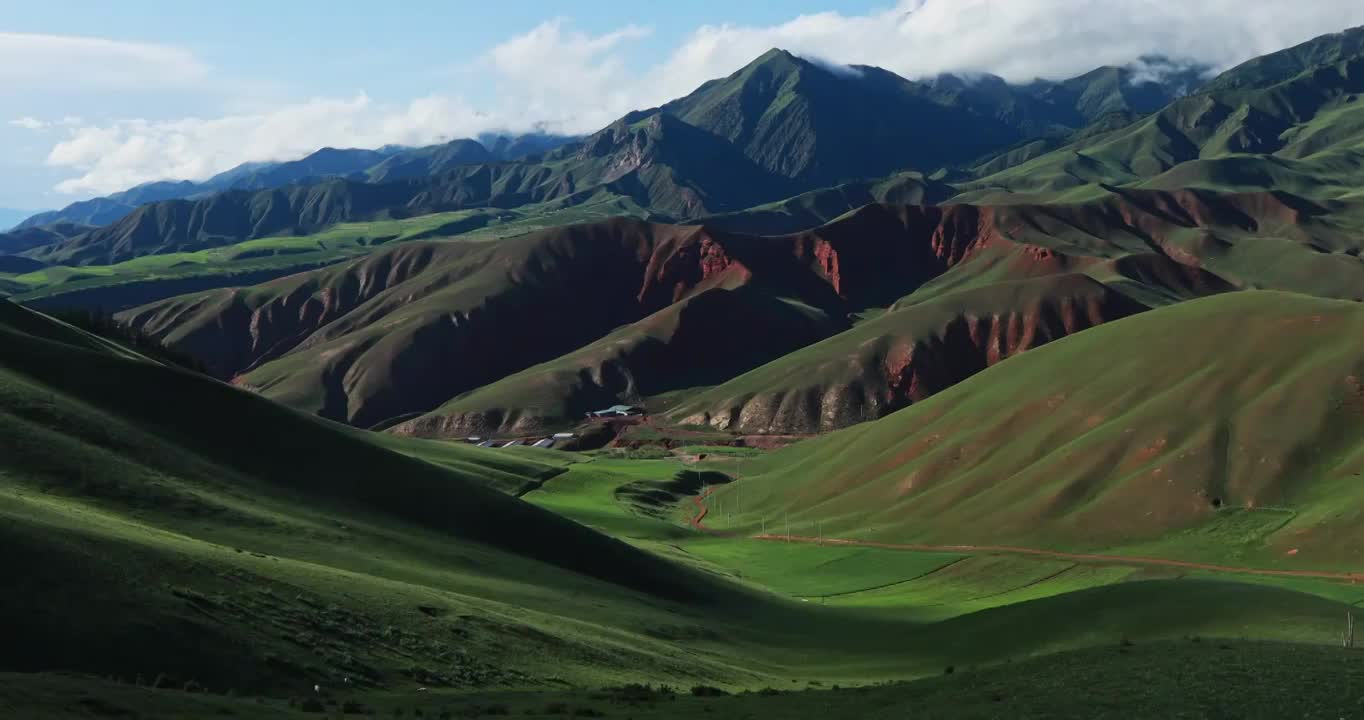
483;19;654;130
33;2;1364;197
44;20;660;195
9;117;47;130
643;0;1364;96
0;33;208;90
46;94;511;194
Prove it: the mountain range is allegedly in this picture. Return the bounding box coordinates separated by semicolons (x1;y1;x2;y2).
0;50;1198;267
11;132;575;232
0;207;40;231
6;18;1364;716
45;26;1352;439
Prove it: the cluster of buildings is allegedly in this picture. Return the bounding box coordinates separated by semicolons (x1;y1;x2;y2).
462;405;642;450
464;432;576;450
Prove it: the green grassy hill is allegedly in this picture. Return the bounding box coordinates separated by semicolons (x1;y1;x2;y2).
114;190;1364;439
117;204;963;433
3;194;649;313
120;220;751;428
8;640;1364;719
669;188;1363;434
957;27;1364;204
670;272;1154;433
700;171;954;235
10;28;1364;720
711;291;1364;569
0;300;775;693
7;298;1364;715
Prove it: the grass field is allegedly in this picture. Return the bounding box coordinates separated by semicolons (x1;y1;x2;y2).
515;450;1364;659
6;297;1364;719
2;193;653;311
14;438;1358;718
9;640;1364;719
9;29;1364;718
700;291;1364;571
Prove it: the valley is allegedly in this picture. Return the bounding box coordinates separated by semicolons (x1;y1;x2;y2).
4;16;1364;720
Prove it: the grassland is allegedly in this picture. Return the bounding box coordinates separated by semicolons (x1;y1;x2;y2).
702;291;1364;571
1;193;652;312
954;42;1364;206
9;31;1364;718
7;296;1364;718
10;640;1364;718
22;297;1349;700
0;300;769;694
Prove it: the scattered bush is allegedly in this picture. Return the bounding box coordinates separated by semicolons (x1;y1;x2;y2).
606;446;671;460
690;685;727;697
300;698;326;713
606;683;675;704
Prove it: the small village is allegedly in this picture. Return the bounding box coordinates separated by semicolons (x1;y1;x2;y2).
460;404;643;449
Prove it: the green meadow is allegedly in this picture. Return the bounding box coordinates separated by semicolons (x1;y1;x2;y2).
1;193;651;310
4;297;1364;718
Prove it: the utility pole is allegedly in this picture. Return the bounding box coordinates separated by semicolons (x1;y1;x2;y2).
1347;612;1356;649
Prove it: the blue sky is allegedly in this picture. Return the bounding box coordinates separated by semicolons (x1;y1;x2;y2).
4;1;877;109
4;0;1364;211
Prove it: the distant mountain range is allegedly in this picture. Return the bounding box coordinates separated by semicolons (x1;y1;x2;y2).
955;27;1364;204
2;51;1200;266
99;25;1364;439
11;132;576;231
5;25;1364;439
0;208;42;232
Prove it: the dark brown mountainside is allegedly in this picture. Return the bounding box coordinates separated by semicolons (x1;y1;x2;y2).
118;188;1358;436
120;206;987;430
667;189;1348;434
